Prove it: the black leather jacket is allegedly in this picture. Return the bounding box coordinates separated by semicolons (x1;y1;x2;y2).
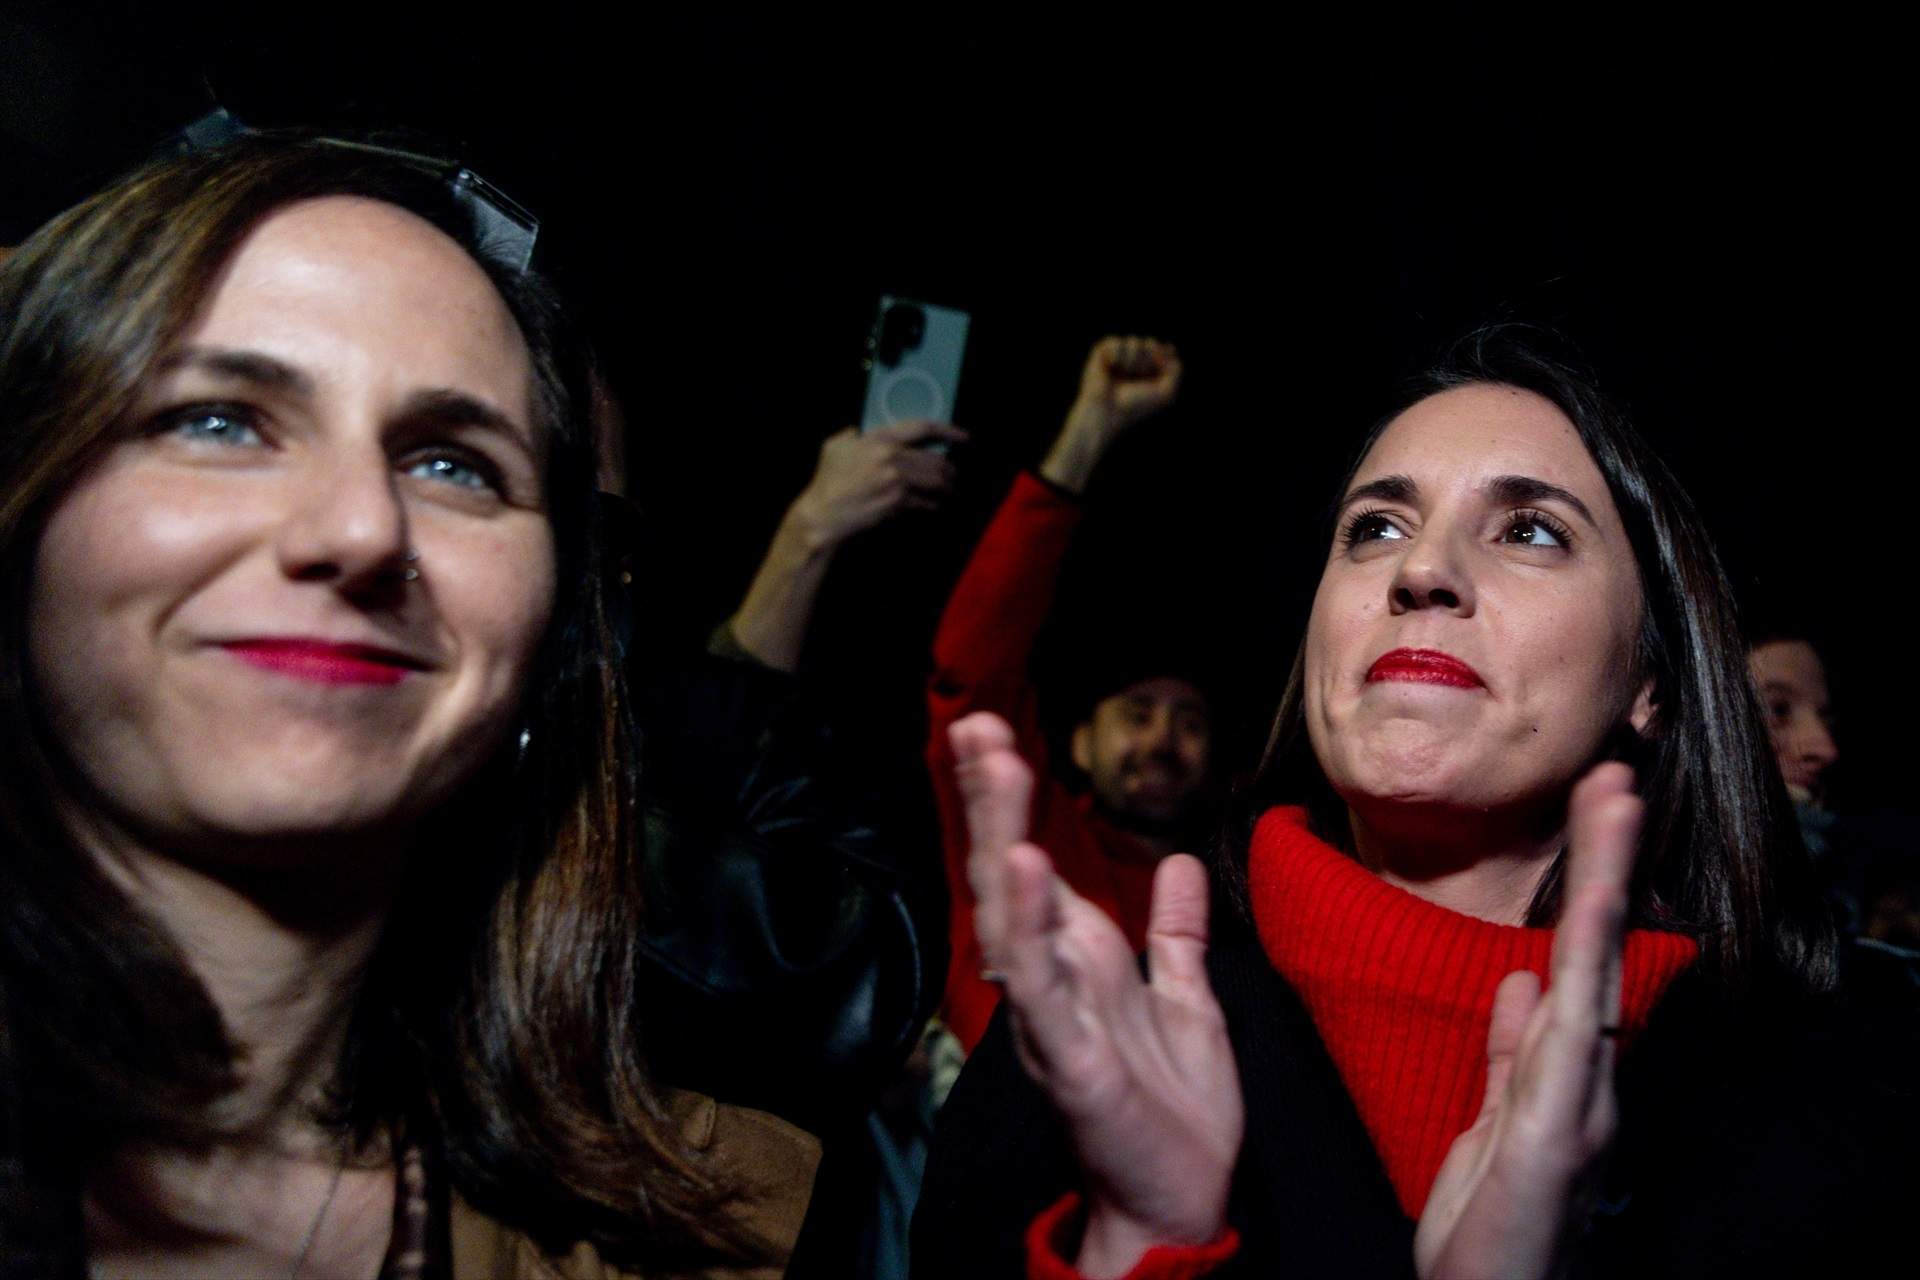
632;646;946;1131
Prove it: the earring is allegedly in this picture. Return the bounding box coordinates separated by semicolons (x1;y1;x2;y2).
401;548;421;582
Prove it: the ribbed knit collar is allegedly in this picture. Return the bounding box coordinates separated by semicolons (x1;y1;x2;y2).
1248;806;1699;1218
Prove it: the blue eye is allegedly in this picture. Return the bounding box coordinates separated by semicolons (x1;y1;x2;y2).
162;407;264;447
407;452;500;493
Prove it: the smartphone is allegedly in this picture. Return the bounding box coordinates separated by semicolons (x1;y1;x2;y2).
860;295;969;438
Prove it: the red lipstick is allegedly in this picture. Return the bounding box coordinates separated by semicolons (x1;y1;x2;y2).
223;639;421;686
1366;648;1485;689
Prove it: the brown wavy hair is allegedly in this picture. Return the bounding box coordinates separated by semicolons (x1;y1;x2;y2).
0;137;754;1272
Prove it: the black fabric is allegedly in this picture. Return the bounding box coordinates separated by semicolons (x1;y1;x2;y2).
913;889;1920;1278
1576;943;1920;1277
1809;808;1920;949
633;654;946;1131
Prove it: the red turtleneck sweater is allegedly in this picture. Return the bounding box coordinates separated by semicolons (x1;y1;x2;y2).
1026;806;1700;1280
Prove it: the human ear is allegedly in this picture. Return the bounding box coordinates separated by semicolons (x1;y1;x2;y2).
1071;722;1094;774
1628;678;1659;737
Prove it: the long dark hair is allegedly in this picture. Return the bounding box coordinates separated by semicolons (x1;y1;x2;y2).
0;137;755;1272
1229;325;1838;995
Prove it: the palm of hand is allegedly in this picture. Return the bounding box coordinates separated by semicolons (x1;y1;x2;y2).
951;713;1241;1259
1414;764;1640;1280
1011;864;1243;1242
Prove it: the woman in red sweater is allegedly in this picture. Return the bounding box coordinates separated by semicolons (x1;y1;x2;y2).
913;328;1910;1278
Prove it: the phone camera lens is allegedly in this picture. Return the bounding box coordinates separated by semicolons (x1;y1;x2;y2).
877;303;927;366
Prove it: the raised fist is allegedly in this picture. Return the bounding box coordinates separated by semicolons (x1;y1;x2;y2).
1041;336;1184;493
1074;335;1183;432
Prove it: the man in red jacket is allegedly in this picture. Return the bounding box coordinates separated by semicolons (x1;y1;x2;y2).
928;335;1214;1052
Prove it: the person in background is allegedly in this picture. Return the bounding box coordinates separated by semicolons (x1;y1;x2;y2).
0;135;817;1279
1748;629;1839;811
608;412;963;1280
1747;620;1920;957
722;419;967;670
724;420;964;1280
927;336;1215;1052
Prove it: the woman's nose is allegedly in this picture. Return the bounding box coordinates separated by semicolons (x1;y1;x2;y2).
1387;534;1475;616
1793;713;1839;770
274;444;413;593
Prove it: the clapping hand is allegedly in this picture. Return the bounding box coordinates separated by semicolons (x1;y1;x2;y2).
951;712;1241;1279
1415;763;1643;1279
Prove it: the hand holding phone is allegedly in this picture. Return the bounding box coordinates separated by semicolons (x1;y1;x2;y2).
794;421;968;547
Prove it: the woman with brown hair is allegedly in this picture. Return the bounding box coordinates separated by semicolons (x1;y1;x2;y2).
914;328;1917;1278
0;137;815;1277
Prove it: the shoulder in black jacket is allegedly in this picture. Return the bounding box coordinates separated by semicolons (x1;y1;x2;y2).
634;653;947;1131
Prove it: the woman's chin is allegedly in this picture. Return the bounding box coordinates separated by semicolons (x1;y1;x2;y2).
1336;780;1490;820
1321;728;1532;820
1347;721;1481;790
1326;730;1591;855
130;776;429;868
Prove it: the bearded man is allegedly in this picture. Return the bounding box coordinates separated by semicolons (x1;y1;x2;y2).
927;336;1216;1052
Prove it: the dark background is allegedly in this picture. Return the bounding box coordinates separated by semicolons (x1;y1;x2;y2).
3;6;1910;811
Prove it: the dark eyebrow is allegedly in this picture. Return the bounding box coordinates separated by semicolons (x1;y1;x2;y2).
397;388;535;452
158;346;313;396
160;349;532;452
1488;474;1598;529
1339;473;1418;508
